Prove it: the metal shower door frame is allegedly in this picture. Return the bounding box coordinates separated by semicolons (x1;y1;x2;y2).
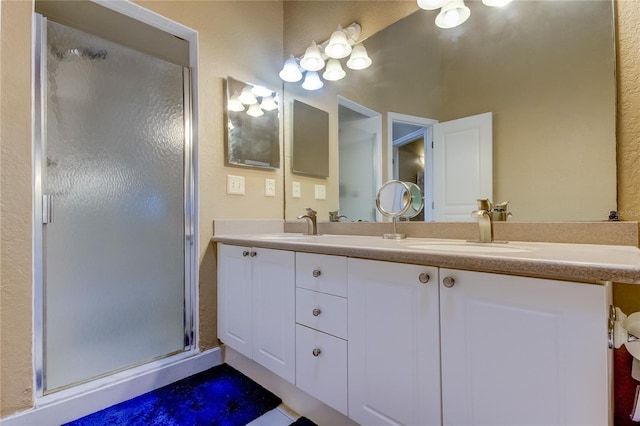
31;13;198;398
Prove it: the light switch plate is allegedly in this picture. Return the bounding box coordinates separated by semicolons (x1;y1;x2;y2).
292;182;301;199
265;178;276;197
314;184;326;200
227;175;245;195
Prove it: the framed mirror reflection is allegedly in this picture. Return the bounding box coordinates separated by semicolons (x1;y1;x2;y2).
225;76;280;169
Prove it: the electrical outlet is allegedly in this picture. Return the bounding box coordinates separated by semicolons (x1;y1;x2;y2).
314;184;326;200
292;182;301;199
227;175;245;195
265;178;276;197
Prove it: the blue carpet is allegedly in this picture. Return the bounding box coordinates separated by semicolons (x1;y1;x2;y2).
64;363;282;426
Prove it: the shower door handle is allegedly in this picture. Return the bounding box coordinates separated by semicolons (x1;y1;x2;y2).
42;194;54;224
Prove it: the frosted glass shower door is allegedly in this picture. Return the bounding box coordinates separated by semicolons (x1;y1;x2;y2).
41;20;190;392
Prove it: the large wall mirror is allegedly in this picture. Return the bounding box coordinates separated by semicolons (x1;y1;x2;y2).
282;0;617;222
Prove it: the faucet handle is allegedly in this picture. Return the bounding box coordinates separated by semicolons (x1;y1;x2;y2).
476;198;492;211
305;208;317;217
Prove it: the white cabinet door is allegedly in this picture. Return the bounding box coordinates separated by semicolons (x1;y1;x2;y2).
348;259;441;426
439;269;610;426
218;244;295;383
217;244;253;358
252;248;296;383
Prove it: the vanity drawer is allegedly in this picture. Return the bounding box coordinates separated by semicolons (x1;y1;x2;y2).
295;324;348;415
296;288;347;339
296;253;347;297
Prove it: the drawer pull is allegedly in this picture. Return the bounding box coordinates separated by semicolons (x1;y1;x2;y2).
312;308;322;316
242;250;250;257
418;273;430;284
250;251;257;257
312;269;321;278
443;276;455;288
312;348;322;357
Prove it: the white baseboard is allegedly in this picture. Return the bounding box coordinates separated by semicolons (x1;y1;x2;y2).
2;348;222;426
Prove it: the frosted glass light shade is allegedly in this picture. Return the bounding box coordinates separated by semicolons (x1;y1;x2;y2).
323;59;346;81
251;85;272;97
227;92;245;111
246;103;264;117
300;42;325;71
347;44;372;70
325;26;352;59
417;0;447;10
260;95;278;111
279;56;303;82
238;86;257;105
435;0;471;28
301;71;324;90
482;0;512;6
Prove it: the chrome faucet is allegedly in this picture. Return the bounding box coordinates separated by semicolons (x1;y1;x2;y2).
471;198;494;243
328;210;347;222
298;208;318;235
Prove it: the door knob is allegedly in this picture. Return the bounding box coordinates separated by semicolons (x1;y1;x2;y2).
312;348;321;357
418;273;430;284
312;308;321;316
312;269;321;278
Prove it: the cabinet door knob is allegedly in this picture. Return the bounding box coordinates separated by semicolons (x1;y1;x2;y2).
312;269;321;278
312;308;321;316
418;272;430;284
242;250;250;257
443;276;456;288
250;251;257;257
312;348;321;357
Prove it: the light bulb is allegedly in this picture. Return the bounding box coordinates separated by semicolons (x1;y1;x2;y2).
251;85;272;97
482;0;512;6
325;26;352;59
347;44;372;70
246;103;264;117
323;59;346;81
301;71;324;91
237;86;257;105
260;96;278;111
417;0;447;10
435;0;470;28
279;55;303;82
300;42;325;72
227;92;245;112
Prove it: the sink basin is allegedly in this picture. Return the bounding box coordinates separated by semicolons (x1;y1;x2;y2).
405;243;530;253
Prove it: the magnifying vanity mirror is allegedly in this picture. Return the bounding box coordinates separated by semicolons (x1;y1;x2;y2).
283;0;616;223
376;180;424;239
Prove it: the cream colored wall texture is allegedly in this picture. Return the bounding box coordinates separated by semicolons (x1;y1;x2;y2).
1;0;639;418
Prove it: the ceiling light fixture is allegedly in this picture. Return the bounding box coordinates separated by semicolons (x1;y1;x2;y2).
419;0;509;29
279;23;372;91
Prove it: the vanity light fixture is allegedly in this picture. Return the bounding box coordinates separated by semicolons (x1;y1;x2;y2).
227;91;245;112
246;103;265;117
301;71;324;91
237;86;258;105
279;22;372;90
419;0;510;29
323;58;346;81
279;55;303;82
260;95;278;111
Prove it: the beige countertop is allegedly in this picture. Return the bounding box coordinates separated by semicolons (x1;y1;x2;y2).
212;233;640;285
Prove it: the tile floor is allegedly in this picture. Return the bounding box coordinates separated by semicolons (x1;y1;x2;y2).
247;405;296;426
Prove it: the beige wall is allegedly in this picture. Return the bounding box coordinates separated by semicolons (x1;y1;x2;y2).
1;0;639;418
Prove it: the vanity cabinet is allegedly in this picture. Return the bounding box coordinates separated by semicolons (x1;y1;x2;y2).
217;244;295;383
439;268;611;426
294;253;349;415
348;259;441;426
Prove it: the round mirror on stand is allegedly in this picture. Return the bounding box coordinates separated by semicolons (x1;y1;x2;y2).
375;180;424;239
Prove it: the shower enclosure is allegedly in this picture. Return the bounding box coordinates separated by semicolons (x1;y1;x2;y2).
33;15;196;394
